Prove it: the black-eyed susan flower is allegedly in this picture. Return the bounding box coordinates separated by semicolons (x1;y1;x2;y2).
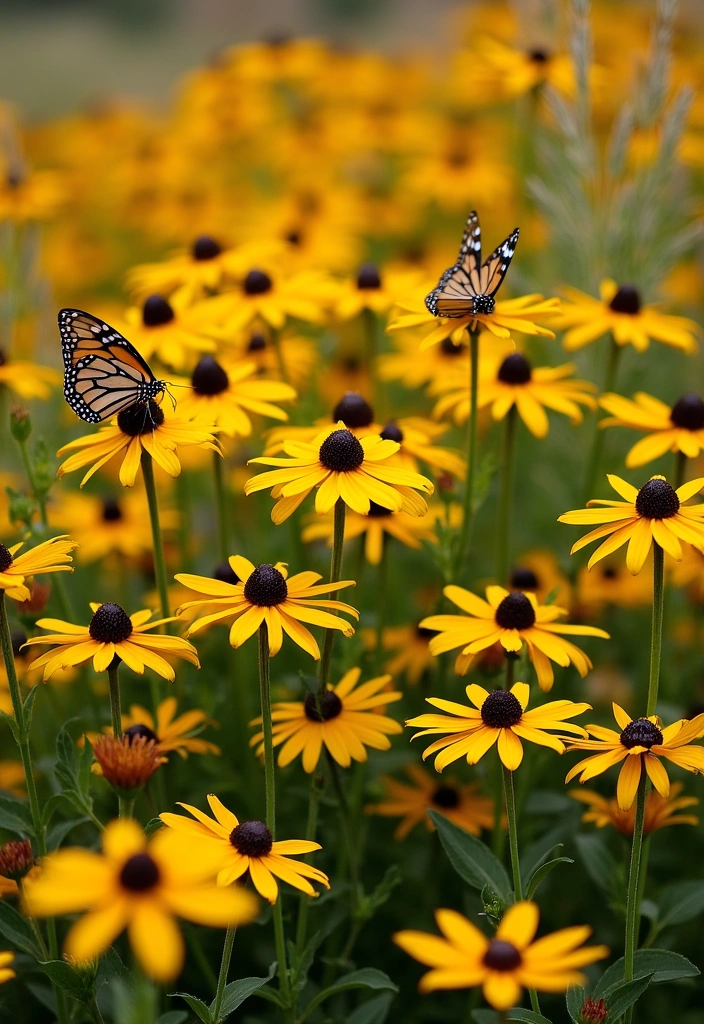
558;475;704;573
366;763;495;839
57;400;220;488
599;391;704;467
0;536;76;603
122;697;220;758
0;164;64;222
172;355;296;437
378;332;470;391
420;585;608;691
160;794;329;904
458;37;579;102
507;552;572;608
23;818;258;981
560;281;699;353
332;264;420;320
196;267;334;334
566;705;704;810
575;559;653;614
0;952;14;985
407;681;589;771
176;555;357;658
433;352;596;438
245;422;433;524
0;353;60;400
235;328;316;387
250;667;402;773
394;901;608;1008
114;295;216;371
373;623;437;685
571;781;699;836
50;490;177;564
23;603;199;680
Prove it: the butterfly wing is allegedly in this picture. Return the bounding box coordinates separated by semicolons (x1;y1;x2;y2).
479;227;520;297
59;308;161;423
425;211;483;318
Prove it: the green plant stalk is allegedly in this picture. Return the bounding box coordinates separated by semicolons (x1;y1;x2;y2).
374;537;389;666
624;776;648;1024
213;923;237;1023
458;328;480;575
582;335;621;504
107;663;122;738
646;543;664;717
674;449;687;490
270;327;290;385
141;450;171;619
295;772;323;953
257;623;291;1011
491;658;514;858
502;763;541;1016
212;450;230;563
317;498;346;702
495;405;517;585
118;795;134;819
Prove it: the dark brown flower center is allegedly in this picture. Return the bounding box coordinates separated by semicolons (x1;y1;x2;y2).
431;785;460;809
247;333;267;352
635;477;679;519
192;355;229;395
509;566;539;590
102;497;123;522
117;400;165;436
304;691;343;721
0;349;5;367
332;392;374;428
243;269;273;295
243;564;288;606
192;235;221;260
230;819;273;857
528;47;550;63
319;429;365;472
124;724;158;745
368;501;393;517
11;630;26;658
602;566;618;579
142;295;175;327
609;284;641;315
620;718;663;749
0;543;13;573
89;603;134;643
480;690;523;728
440;337;464;355
120;853;160;892
380;422;404;443
498;353;532;384
495;591;536;630
483;939;522;970
356;263;382;289
285;229;302;246
670;393;704;431
213;562;240;585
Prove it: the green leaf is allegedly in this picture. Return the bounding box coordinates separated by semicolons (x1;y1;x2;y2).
209;963;276;1020
0;900;42;957
429;810;511;902
144;817;164;837
0;793;33;836
47;817;90;850
156;1014;188;1024
521;824;572;881
299;968;398;1023
0;709;20;743
594;949;700;996
656;881;704;930
96;946;132;991
565;984;585;1023
602;974;653;1018
39;960;93;1004
346;993;394;1024
525;855;574;899
472;1009;553;1023
170;992;212;1023
575;832;618;895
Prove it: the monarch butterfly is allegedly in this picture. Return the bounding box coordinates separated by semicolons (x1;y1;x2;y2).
425;211;519;319
59;309;169;424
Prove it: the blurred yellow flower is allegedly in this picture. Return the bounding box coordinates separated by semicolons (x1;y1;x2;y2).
388;292;559;348
599;391;704;467
571;781;699;836
49;489;177;563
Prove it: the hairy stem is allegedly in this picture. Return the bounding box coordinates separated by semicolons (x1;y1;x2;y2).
317;498;346;701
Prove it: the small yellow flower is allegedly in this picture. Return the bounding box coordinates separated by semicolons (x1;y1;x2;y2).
0;354;60;400
332;264;421;320
0;536;76;603
599;391;704;467
23;818;258;981
57;400;220;488
0;951;14;985
50;490;177;564
160;794;329;904
373;623;438;686
558;474;704;574
194;267;334;334
394;901;608;1008
378;332;470;391
0;164;64;222
571;781;699;836
114;295;216;371
560;280;699;353
23;603;199;680
250;667;402;773
122;697;220;759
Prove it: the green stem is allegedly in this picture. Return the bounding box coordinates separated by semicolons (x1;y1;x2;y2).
634;834;651;950
213;924;237;1023
118;796;134;819
270;327;290;385
458;329;480;576
674;449;687;490
141;450;170;619
373;539;389;667
317;499;346;701
495;405;517;585
624;776;648;1024
646;544;664;717
295;772;324;953
491;658;514;858
582;335;621;504
107;663;122;738
212;450;229;563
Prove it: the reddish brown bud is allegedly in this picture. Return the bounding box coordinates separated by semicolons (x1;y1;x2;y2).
93;735;163;793
580;997;607;1024
435;472;455;493
0;839;34;880
15;580;51;616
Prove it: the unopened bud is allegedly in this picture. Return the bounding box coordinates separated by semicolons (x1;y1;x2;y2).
16;580;51;617
7;488;35;528
580;997;607;1024
32;439;53;495
0;839;34;880
436;472;455;494
9;406;31;443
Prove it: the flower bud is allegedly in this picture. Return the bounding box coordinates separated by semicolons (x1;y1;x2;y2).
0;839;34;881
16;580;51;618
7;487;36;529
580;997;607;1024
9;406;31;443
93;735;163;796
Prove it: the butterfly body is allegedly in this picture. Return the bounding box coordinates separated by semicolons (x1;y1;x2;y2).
59;308;168;424
425;211;519;319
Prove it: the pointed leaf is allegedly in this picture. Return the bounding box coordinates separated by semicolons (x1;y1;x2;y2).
22;685;39;726
525;856;574;899
602;974;653;1018
170;993;212;1023
0;900;42;957
156;1014;188;1024
0;793;33;835
428;810;511;902
575;832;618;895
594;949;699;996
299;969;398;1023
566;984;585;1023
47;817;90;850
472;1009;553;1023
0;710;20;743
656;881;704;930
39;959;93;1003
346;993;394;1024
209;962;276;1020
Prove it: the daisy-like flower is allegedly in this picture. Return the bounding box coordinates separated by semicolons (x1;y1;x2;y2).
0;165;64;222
195;267;334;334
378;332;470;391
0;353;60;400
250;667;402;773
558;474;704;574
23;818;258;981
599;391;704;468
420;585;608;691
507;552;572;609
0;536;76;603
171;355;296;437
0;952;14;985
407;681;589;771
160;794;329;904
560;281;699;353
571;781;699;836
394;901;608;1009
121;697;220;758
113;295;216;371
375;623;437;685
565;704;704;810
576;559;653;614
457;37;579;103
245;422;433;525
432;352;596;438
387;292;560;349
50;490;177;564
332;264;421;320
57;399;220;488
235;328;316;388
366;763;495;839
23;603;199;681
302;501;449;566
176;555;357;659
